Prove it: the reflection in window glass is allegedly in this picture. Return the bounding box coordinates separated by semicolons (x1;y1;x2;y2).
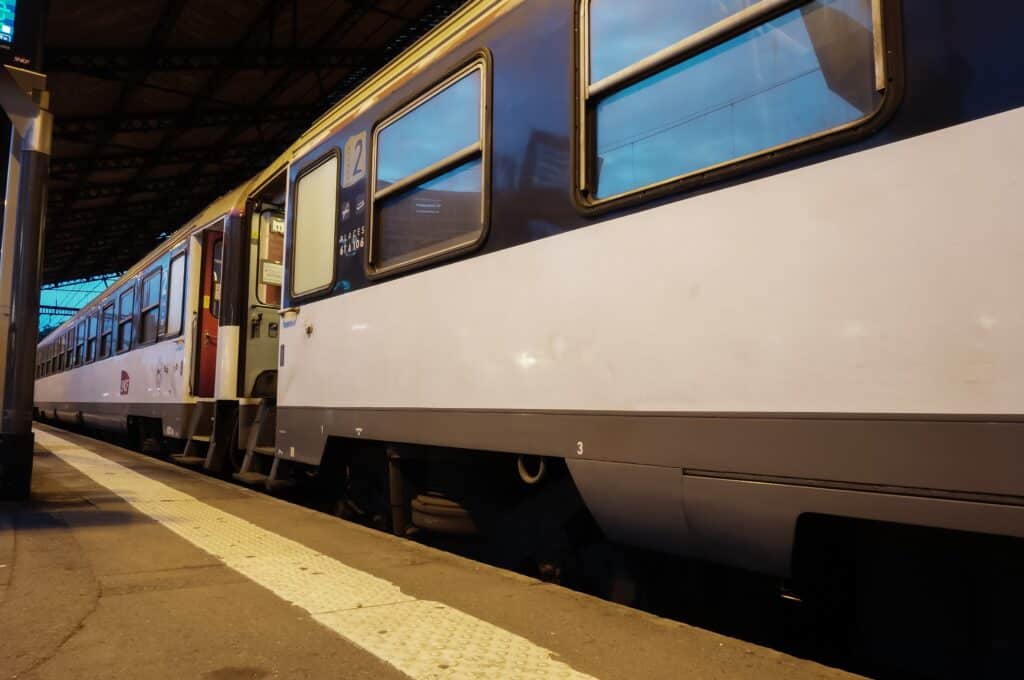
590;0;879;199
140;270;161;344
86;313;98;362
377;159;483;270
100;303;115;358
589;0;758;82
373;65;485;271
292;156;338;296
166;254;186;336
118;288;135;352
75;323;85;366
377;70;481;188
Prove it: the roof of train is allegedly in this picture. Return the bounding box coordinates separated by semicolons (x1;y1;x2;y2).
40;0;470;285
40;1;507;341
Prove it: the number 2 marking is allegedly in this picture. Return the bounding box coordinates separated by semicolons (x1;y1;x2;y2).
352;138;364;176
343;131;368;188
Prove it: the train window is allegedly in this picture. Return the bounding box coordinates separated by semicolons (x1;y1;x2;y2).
74;322;86;366
86;312;98;362
63;332;72;370
166;254;186;336
210;240;223;318
99;303;115;358
368;58;489;275
117;286;135;353
256;212;284;305
580;0;888;203
140;269;162;344
291;154;338;297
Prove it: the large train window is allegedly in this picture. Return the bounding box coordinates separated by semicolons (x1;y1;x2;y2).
63;331;72;369
99;302;114;358
117;286;135;353
140;269;162;344
368;55;490;276
86;312;98;363
166;254;186;337
577;0;895;206
290;153;339;298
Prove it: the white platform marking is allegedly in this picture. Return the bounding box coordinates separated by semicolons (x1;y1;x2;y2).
37;429;597;680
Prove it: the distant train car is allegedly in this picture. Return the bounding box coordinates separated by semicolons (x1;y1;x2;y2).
34;150;289;470
38;0;1024;579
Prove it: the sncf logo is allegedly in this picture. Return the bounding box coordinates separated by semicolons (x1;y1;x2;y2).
120;371;130;396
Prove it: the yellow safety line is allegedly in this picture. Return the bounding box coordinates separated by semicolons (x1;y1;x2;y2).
36;428;598;680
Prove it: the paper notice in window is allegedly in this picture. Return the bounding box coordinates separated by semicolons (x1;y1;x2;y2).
261;261;284;286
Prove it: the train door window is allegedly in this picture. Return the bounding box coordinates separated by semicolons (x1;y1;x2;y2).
369;57;489;275
117;286;135;353
140;269;162;344
257;212;284;305
165;253;186;336
74;322;86;366
580;0;889;203
100;302;115;358
291;154;338;297
86;312;98;362
210;240;223;317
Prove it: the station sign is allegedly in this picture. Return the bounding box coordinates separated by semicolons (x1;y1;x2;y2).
0;0;45;70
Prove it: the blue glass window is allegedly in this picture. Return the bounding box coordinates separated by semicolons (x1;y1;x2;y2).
372;63;487;272
586;0;883;200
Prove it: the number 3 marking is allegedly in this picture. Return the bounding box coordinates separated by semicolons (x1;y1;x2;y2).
576;441;584;456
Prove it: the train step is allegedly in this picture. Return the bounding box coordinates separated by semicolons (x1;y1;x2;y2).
235;398;282;492
232;471;269;487
170;454;208;468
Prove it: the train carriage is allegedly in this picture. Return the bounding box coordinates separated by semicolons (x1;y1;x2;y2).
36;0;1024;580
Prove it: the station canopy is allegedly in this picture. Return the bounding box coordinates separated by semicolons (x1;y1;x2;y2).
42;0;467;284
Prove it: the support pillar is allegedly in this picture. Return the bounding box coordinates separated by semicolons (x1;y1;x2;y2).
0;67;52;500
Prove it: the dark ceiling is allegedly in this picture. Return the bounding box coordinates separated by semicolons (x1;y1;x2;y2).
41;0;468;285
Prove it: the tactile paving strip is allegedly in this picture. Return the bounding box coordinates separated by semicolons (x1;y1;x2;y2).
38;429;598;680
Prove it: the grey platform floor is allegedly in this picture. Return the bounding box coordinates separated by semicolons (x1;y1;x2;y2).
0;424;856;679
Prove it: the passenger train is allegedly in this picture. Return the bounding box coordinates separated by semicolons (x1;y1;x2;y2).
34;0;1024;581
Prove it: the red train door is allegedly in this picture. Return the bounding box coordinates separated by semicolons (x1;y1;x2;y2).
194;230;223;397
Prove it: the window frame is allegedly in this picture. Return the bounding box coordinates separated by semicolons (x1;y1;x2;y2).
255;209;285;306
116;284;136;354
99;302;115;359
287;149;342;302
365;50;493;279
572;0;904;213
139;267;163;345
63;332;72;370
74;321;86;367
86;311;98;363
164;251;187;338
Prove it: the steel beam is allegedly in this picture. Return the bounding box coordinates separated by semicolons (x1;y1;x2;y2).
46;47;383;73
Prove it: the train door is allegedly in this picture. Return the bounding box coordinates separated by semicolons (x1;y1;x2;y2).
194;227;223;397
242;208;284;397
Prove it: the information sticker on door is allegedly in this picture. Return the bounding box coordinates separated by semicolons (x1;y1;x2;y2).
343;131;367;188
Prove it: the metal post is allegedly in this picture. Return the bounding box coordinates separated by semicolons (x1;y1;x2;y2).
0;67;52;500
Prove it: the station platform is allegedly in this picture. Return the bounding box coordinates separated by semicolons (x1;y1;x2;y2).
0;424;856;680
